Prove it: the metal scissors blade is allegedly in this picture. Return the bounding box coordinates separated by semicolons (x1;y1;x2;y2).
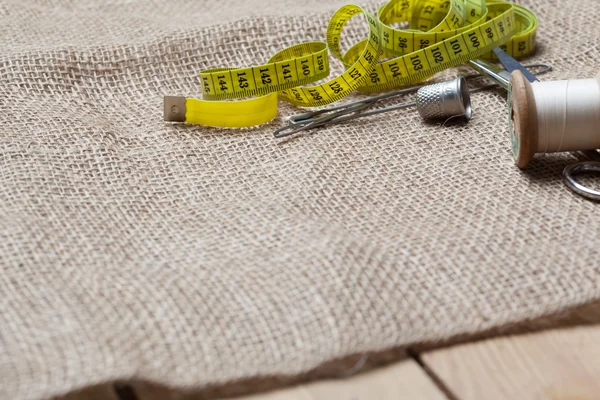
493;47;539;83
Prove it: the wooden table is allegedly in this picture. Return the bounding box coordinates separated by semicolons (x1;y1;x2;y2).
62;319;600;400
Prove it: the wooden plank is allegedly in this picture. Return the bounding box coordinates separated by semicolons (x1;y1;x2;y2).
299;360;447;400
422;324;600;400
53;384;120;400
133;359;448;400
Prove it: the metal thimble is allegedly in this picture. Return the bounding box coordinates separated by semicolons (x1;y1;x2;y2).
415;76;472;120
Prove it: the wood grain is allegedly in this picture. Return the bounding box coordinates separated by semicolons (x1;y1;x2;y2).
133;360;447;400
300;360;447;400
422;324;600;400
53;384;120;400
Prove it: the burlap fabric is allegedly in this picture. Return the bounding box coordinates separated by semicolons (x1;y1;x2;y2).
2;0;600;399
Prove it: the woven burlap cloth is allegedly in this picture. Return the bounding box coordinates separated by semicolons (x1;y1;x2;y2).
2;0;600;399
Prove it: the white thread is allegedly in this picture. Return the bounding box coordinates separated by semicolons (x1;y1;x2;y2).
532;78;600;153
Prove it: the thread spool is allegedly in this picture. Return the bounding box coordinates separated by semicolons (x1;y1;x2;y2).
509;70;600;168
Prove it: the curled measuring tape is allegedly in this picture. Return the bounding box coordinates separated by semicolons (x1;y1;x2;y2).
164;0;537;128
165;5;382;127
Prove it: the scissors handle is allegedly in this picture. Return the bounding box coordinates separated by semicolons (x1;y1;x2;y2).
564;161;600;201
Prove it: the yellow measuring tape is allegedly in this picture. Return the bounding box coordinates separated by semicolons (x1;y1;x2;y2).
164;0;537;128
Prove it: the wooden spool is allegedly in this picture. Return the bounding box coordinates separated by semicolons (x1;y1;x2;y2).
508;70;538;168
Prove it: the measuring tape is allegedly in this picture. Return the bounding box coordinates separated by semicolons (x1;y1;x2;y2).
164;0;537;128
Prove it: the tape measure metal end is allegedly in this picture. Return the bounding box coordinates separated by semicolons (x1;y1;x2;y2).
164;96;187;122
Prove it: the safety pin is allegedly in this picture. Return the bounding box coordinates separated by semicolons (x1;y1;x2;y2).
273;62;552;139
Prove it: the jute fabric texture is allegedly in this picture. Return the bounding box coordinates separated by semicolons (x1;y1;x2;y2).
1;0;599;399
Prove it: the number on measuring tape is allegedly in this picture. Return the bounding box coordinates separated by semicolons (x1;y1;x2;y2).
329;81;344;93
216;74;230;92
448;39;463;55
290;88;305;103
467;32;481;49
498;21;505;34
237;72;249;89
388;61;403;78
410;55;424;71
187;0;538;127
308;89;323;101
370;71;380;83
349;68;362;80
202;76;213;95
315;54;325;71
282;64;292;79
298;58;311;76
430;46;444;64
398;37;408;49
450;14;460;27
260;68;271;84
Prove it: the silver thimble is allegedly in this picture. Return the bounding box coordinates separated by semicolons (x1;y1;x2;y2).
416;76;472;120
